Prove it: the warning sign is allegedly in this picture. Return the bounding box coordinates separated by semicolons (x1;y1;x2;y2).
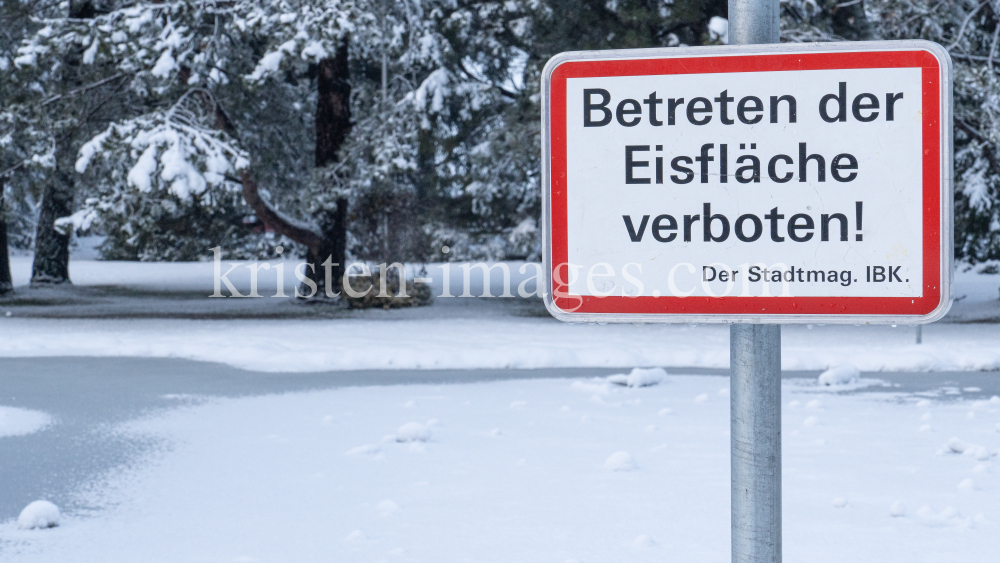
541;41;953;323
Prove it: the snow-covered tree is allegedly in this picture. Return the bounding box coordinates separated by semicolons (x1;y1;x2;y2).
782;0;1000;265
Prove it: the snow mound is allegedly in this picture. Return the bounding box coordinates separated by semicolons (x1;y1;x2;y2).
607;367;667;388
605;451;637;471
818;365;860;386
915;506;971;528
345;445;381;456
890;501;906;517
17;500;60;530
832;497;848;508
0;406;52;438
395;422;430;443
947;437;968;453
376;500;401;516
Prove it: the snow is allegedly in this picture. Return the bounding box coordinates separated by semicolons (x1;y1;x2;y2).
708;17;729;44
126;146;158;192
81;39;98;65
948;437;968;453
247;50;285;82
604;451;638;471
149;49;175;78
395;422;431;443
1;375;998;561
16;502;59;530
0;406;52;438
818;365;861;386
607;367;666;388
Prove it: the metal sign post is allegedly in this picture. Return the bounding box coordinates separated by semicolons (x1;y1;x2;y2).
729;2;782;562
731;324;782;563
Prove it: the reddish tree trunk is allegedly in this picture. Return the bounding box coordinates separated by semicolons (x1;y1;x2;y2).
238;38;352;298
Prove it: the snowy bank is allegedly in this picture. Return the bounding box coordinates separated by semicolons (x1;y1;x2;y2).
1;317;1000;373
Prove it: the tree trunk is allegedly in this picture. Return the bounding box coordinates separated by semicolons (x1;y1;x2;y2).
830;0;870;40
0;178;13;295
28;0;97;286
309;38;352;290
238;37;352;298
31;151;73;285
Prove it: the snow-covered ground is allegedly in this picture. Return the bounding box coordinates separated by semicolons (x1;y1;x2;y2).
0;407;51;438
2;373;998;562
2;316;1000;373
2;256;1000;372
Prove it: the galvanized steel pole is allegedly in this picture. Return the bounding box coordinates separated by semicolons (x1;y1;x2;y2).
728;0;779;45
729;2;782;562
730;324;781;563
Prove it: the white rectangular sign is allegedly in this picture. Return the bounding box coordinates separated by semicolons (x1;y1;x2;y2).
541;41;952;324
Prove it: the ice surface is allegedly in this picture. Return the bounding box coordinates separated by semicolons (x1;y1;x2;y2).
1;376;999;562
0;406;52;438
17;501;60;530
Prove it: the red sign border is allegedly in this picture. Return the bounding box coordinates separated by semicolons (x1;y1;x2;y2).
545;46;950;320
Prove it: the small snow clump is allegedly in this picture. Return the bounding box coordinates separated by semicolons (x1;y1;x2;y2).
377;500;401;516
947;437;967;454
818;365;860;386
395;422;430;443
890;501;906;517
17;500;60;529
605;451;638;471
607;367;666;388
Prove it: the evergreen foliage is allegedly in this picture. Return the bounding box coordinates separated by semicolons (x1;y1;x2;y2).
3;0;1000;271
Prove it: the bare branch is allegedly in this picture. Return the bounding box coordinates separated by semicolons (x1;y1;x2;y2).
42;73;126;106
